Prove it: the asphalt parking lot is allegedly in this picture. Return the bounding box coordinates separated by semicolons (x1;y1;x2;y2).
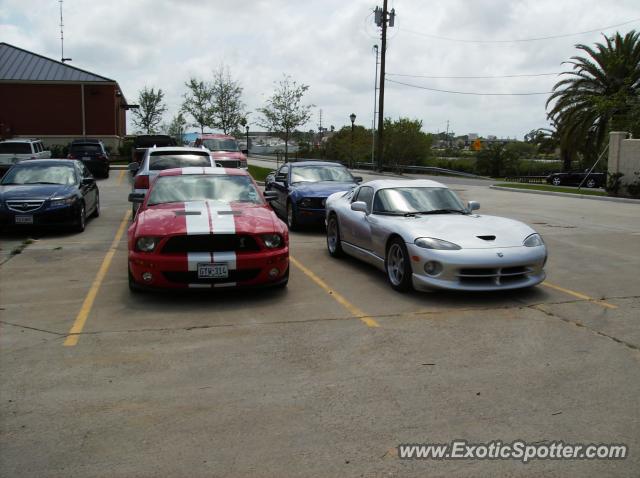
1;168;639;477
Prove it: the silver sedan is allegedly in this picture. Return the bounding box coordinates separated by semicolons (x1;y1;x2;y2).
325;179;547;292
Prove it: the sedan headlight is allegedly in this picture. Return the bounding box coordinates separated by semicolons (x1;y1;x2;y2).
523;233;544;247
49;197;75;207
298;198;312;208
414;237;461;250
262;234;283;249
136;236;158;252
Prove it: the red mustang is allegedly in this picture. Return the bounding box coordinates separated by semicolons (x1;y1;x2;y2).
127;167;288;291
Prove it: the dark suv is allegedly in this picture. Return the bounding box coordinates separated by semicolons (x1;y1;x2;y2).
67;139;110;178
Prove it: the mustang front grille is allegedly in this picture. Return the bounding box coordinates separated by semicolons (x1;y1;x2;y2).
161;234;260;253
6;199;45;213
298;197;326;209
163;269;261;284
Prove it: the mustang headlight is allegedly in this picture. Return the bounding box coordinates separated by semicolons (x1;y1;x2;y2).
49;197;75;207
136;236;158;252
523;233;544;247
262;234;283;249
414;237;461;250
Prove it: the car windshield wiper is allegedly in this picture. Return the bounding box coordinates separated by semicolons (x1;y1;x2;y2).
28;181;65;185
417;209;467;215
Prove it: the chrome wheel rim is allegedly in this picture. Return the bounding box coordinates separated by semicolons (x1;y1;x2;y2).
387;243;405;286
587;179;595;188
327;219;337;252
552;178;561;186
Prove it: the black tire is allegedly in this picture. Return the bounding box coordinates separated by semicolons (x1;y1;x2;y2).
385;238;413;292
91;193;100;218
585;178;596;188
286;201;298;231
552;177;562;186
326;214;344;258
128;269;142;293
74;202;86;233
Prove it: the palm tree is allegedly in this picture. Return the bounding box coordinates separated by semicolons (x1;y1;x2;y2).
546;30;640;166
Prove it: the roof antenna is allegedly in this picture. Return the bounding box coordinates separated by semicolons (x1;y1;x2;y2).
59;0;72;63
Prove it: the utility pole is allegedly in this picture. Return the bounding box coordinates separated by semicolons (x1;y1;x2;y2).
59;0;71;63
371;44;379;165
374;2;395;172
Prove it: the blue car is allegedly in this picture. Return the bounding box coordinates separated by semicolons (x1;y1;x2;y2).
0;159;99;232
265;161;361;230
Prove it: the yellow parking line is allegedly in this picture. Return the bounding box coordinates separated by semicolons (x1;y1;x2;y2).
542;281;618;309
116;169;125;185
290;256;380;328
64;210;131;346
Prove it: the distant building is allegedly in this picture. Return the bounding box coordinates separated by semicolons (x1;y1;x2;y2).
0;42;130;149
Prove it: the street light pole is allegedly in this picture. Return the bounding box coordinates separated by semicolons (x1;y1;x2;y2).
349;113;356;169
245;125;250;157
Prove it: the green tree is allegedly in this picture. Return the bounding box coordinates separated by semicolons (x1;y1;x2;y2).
324;125;372;166
167;112;188;143
211;65;246;134
382;117;432;171
182;78;214;134
547;31;640;165
476;143;519;177
257;75;314;161
131;86;167;134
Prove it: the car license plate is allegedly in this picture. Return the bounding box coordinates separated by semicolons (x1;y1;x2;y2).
197;263;229;279
82;156;90;161
15;215;33;224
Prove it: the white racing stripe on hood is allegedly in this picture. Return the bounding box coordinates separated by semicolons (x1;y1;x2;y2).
181;167;205;175
187;252;213;271
206;200;236;234
184;201;210;235
203;167;226;174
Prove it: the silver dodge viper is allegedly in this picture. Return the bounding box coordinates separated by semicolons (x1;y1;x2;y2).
325;179;547;292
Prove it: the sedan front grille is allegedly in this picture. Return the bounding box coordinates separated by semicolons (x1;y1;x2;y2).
6;199;45;213
161;234;260;253
457;265;533;286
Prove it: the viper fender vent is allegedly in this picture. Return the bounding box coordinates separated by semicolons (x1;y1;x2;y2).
477;235;496;241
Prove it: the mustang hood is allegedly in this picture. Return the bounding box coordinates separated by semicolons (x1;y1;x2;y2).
135;201;277;237
291;181;356;198
0;184;76;200
400;214;537;249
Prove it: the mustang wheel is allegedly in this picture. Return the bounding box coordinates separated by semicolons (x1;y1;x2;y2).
552;177;562;186
586;178;596;188
386;238;412;292
286;201;298;231
74;202;86;233
326;215;344;257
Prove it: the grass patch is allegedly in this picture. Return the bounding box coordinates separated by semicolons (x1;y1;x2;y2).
494;183;606;196
248;164;274;182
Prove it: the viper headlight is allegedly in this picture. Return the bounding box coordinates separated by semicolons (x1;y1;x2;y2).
136;236;158;252
262;234;283;249
414;237;461;250
523;233;544;247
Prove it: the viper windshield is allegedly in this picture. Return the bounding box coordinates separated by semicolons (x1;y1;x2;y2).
373;187;466;215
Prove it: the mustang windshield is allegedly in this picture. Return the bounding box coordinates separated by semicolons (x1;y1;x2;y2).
291;165;353;183
147;175;263;205
373;187;466;215
1;165;76;185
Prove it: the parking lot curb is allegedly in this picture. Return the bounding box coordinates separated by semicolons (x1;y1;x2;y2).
490;185;640;204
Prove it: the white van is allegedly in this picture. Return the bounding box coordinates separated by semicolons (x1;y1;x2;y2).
0;139;52;175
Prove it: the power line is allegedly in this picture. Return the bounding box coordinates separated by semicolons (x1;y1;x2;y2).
386;72;561;79
400;18;640;44
386;78;552;96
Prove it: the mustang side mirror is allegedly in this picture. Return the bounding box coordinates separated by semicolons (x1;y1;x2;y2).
351;201;368;213
81;177;95;185
468;201;480;211
275;173;287;184
353;176;363;183
263;191;278;201
128;192;145;204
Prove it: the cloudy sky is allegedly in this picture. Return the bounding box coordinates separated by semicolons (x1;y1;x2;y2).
1;0;639;139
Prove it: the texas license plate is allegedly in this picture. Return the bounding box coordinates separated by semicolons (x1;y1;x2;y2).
15;215;33;224
197;263;229;279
